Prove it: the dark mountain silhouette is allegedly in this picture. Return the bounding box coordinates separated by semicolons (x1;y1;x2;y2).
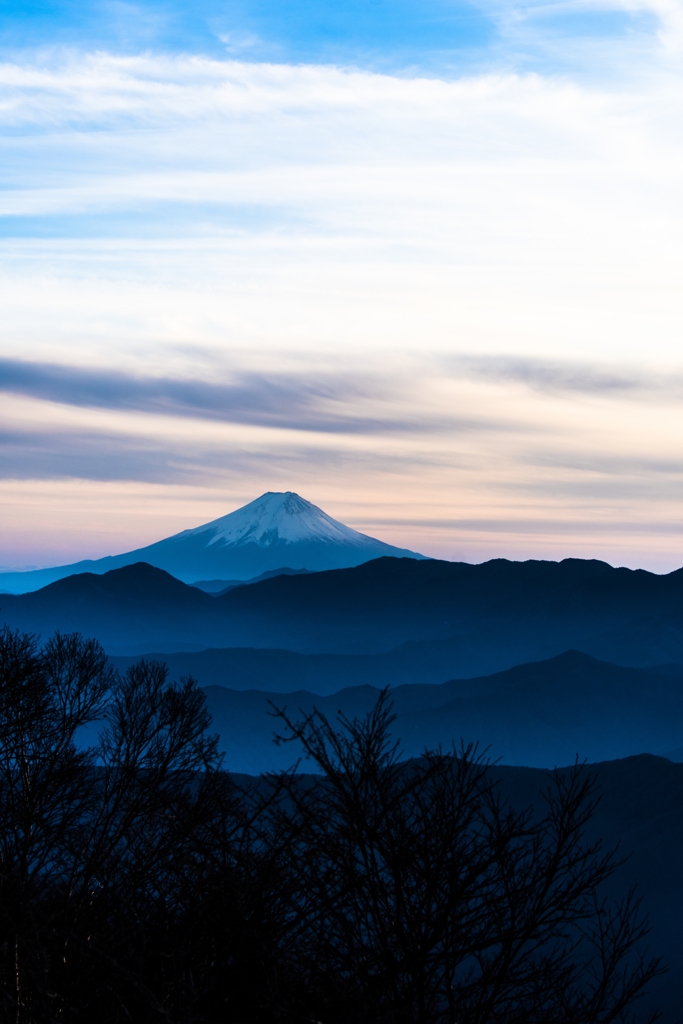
200;651;683;774
0;563;220;651
5;555;683;676
204;554;683;661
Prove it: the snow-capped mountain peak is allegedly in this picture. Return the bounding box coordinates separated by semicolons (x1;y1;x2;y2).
181;492;380;549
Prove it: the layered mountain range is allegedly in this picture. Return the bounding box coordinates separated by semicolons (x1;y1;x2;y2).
3;495;683;773
3;548;683;765
3;554;683;668
156;650;681;774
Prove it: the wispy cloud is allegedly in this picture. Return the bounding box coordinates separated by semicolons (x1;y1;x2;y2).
446;356;683;397
0;419;479;485
0;357;394;434
0;0;672;75
357;514;683;535
0;356;522;436
0;425;191;483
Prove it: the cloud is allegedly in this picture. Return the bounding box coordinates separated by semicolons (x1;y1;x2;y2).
445;355;683;398
0;425;193;483
0;356;521;436
0;356;395;434
0;419;476;485
357;514;683;535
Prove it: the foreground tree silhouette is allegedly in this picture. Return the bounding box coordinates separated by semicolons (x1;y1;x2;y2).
0;627;221;1022
270;697;664;1024
0;629;114;1022
0;627;665;1023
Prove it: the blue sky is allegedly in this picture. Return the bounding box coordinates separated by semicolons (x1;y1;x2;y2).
0;0;662;72
0;0;682;571
0;0;492;57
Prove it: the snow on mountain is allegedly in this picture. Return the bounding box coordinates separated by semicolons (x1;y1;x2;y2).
181;492;389;549
0;492;427;594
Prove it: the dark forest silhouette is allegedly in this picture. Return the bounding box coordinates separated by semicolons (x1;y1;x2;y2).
0;627;664;1023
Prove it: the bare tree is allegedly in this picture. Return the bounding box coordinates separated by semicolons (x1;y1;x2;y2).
0;629;113;1023
0;630;222;1023
270;692;665;1024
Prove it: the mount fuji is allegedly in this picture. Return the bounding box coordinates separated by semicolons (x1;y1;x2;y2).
0;492;427;594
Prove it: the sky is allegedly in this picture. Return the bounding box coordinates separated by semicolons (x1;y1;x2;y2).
1;0;683;572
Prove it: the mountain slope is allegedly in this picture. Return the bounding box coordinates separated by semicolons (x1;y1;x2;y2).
0;492;426;593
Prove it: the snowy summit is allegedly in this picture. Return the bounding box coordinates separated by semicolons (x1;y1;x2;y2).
182;491;393;549
124;490;426;581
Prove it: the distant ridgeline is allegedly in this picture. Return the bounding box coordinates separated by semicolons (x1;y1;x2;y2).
2;552;683;666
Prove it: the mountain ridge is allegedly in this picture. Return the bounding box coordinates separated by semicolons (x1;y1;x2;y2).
199;649;683;771
4;556;683;670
